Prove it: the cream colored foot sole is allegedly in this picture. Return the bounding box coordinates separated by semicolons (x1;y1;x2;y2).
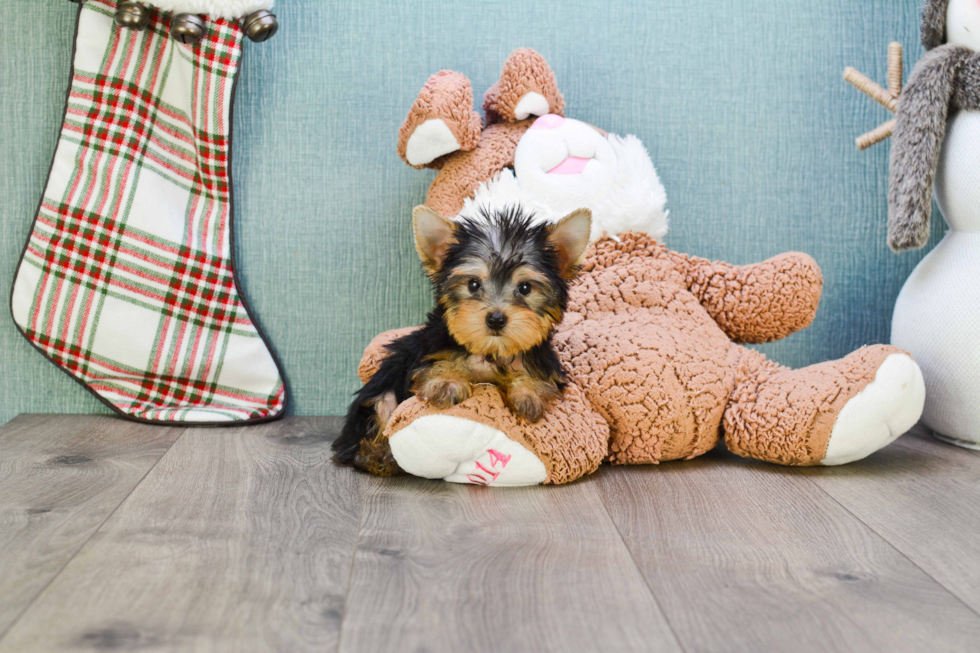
404;119;461;166
389;415;547;487
822;354;926;465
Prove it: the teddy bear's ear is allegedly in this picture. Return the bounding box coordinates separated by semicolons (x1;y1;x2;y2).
412;205;457;276
398;71;483;170
548;209;592;279
483;48;566;125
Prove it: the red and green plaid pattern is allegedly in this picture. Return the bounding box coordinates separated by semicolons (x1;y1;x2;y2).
11;0;285;424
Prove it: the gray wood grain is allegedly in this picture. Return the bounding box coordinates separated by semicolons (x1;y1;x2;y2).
594;449;980;653
0;414;184;638
338;475;680;653
6;414;980;653
0;417;361;653
800;426;980;615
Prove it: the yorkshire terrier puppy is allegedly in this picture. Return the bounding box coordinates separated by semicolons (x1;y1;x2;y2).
332;205;592;476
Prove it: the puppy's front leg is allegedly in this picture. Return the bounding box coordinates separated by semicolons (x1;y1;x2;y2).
503;373;561;423
412;358;473;409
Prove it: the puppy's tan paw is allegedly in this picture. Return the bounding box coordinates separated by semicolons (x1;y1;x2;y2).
415;376;472;409
506;387;547;422
505;377;562;423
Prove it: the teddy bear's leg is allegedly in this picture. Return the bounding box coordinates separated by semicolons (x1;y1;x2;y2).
724;345;925;466
483;48;566;124
388;410;548;487
397;71;484;169
383;385;609;486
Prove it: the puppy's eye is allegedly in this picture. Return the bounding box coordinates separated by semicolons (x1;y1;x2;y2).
517;282;532;296
468;279;482;293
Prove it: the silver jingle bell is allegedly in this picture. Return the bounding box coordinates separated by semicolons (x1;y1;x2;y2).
243;10;279;43
115;2;150;30
170;13;206;45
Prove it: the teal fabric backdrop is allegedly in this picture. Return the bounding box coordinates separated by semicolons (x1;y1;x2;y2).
0;0;941;424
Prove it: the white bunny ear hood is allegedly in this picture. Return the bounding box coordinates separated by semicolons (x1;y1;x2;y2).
457;123;669;244
142;0;273;20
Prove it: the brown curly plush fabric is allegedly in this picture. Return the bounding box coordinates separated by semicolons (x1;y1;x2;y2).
725;345;901;465
396;70;483;171
560;234;825;465
357;327;420;384
386;385;609;485
483;48;566;124
360;233;892;481
579;235;824;344
397;48;564;217
425;121;530;218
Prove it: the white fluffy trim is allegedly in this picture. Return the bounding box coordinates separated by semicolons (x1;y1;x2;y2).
458;134;668;243
146;0;273;20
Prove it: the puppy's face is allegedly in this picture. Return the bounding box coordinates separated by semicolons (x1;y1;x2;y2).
413;206;592;358
441;255;560;358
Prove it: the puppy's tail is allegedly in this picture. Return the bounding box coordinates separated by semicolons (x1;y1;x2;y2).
332;373;402;476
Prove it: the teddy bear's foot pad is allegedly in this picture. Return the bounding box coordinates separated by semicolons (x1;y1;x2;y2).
513;92;550;121
822;353;926;465
404;119;461;167
389;415;547;486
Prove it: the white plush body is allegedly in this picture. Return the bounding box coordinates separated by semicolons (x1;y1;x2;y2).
892;110;980;448
457;116;668;243
144;0;273;20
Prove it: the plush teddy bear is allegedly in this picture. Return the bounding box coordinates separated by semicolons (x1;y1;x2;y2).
356;49;927;486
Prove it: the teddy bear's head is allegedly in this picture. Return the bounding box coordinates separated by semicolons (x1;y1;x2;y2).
398;49;668;243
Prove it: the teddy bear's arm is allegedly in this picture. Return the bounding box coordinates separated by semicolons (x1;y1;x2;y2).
576;235;820;343
678;251;824;344
357;327;421;383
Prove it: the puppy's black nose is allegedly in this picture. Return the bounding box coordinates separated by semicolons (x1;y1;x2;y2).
486;312;508;331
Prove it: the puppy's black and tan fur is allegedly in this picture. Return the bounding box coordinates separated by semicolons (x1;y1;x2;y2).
332;205;592;476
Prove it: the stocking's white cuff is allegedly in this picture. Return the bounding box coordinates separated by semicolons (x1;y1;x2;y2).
144;0;274;20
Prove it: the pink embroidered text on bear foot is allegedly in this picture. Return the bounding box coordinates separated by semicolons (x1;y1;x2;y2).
467;449;512;485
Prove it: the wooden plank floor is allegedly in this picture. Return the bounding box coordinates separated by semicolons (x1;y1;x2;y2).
1;416;979;652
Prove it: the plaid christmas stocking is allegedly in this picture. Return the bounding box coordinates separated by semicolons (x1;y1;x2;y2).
10;0;286;424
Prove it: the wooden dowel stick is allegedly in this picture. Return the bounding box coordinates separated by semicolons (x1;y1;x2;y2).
888;42;903;98
844;68;897;111
857;119;896;150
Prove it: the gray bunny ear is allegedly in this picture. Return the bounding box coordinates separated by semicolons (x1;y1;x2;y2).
922;0;950;50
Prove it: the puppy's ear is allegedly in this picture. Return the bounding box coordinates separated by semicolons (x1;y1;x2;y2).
412;205;456;276
548;209;592;279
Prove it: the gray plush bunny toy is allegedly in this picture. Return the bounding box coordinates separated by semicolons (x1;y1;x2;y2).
888;0;980;448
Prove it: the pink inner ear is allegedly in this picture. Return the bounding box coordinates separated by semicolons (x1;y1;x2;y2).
548;157;590;175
